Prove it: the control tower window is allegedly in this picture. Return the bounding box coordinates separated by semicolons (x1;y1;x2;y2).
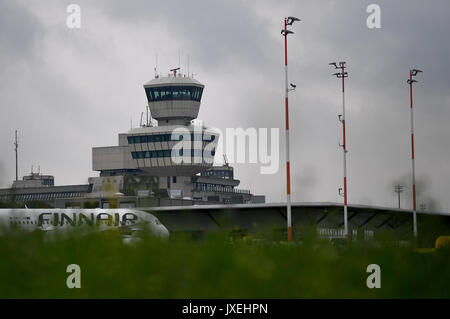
145;86;203;102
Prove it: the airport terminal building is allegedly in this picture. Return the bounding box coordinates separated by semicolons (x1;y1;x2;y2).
0;71;264;208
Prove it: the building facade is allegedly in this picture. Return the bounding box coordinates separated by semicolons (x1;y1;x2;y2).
0;71;264;208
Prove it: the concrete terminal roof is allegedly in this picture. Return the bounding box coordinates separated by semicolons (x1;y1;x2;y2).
142;201;450;239
143;201;450;216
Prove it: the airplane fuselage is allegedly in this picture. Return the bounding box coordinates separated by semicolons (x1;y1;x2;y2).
0;208;169;239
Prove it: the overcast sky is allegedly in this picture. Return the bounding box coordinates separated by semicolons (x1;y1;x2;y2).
1;0;449;212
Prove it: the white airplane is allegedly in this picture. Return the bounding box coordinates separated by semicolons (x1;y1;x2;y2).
0;208;169;240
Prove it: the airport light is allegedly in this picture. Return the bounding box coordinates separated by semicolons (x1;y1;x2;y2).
407;68;422;237
281;16;300;242
329;61;349;238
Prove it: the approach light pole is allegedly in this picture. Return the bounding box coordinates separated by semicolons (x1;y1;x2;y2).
330;61;349;238
281;16;300;242
407;68;422;238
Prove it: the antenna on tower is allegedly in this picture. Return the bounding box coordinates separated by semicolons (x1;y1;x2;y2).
187;54;190;78
178;49;181;75
14;130;19;181
223;154;229;167
170;67;180;77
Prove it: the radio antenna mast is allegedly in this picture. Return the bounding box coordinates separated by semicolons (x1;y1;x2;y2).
14;130;18;181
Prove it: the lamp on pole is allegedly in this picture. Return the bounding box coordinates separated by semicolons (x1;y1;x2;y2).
407;68;422;238
329;61;349;238
281;16;300;242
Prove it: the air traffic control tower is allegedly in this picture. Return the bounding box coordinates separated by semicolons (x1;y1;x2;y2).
91;69;237;201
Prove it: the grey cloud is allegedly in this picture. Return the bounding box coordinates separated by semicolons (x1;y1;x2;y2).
0;0;44;67
92;0;274;70
0;160;5;186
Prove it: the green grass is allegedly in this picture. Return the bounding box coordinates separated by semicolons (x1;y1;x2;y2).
0;229;449;298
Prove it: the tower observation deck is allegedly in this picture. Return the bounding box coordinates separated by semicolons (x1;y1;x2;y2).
144;72;204;126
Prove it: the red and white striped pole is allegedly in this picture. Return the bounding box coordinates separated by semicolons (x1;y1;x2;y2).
283;17;292;242
407;68;422;237
281;16;299;241
330;61;348;238
341;63;348;239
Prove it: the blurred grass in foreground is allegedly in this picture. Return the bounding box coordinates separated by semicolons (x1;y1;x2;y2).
0;229;449;298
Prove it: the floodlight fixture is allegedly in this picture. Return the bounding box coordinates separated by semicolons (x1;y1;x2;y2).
281;29;294;36
287;16;300;25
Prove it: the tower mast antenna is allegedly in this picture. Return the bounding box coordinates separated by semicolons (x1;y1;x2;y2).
154;54;159;78
178;49;181;75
